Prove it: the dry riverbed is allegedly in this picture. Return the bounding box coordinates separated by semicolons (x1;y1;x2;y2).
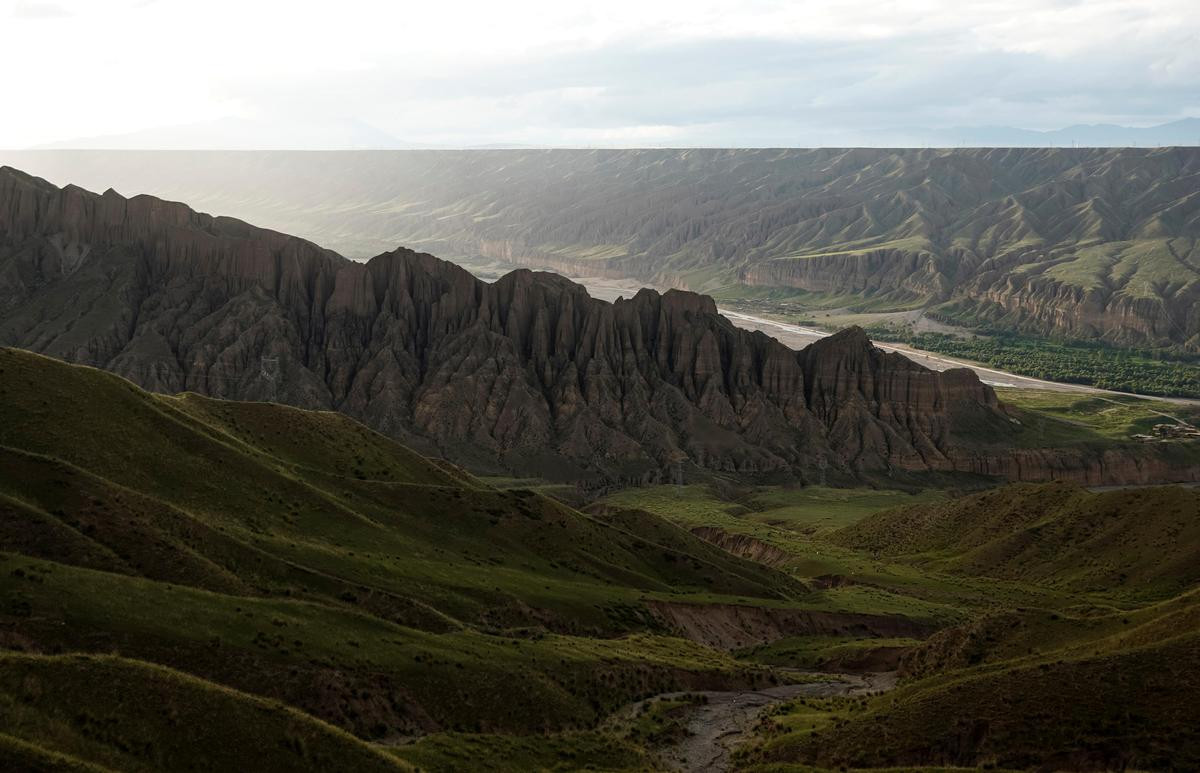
616;672;897;773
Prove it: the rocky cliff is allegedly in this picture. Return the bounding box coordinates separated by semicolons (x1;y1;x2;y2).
1;166;1188;485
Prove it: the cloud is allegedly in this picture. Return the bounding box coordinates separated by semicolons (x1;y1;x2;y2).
1;0;1197;147
10;1;71;18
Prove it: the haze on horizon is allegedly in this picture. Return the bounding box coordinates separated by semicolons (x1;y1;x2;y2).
2;0;1199;149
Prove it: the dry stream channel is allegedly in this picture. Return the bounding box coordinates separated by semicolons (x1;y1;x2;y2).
618;672;897;773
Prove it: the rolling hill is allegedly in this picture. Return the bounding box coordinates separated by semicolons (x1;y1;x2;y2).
832;482;1200;601
742;624;1200;771
0;652;414;773
3;347;1199;770
3;147;1198;350
735;482;1200;771
0;346;819;744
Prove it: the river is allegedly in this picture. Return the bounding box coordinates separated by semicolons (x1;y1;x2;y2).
565;274;1171;398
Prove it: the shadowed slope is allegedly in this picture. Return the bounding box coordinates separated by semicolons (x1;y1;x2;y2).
739;483;1200;771
746;629;1200;771
0;653;412;773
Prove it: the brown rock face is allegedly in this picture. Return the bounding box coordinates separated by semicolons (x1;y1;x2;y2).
4;148;1196;349
0;166;1160;485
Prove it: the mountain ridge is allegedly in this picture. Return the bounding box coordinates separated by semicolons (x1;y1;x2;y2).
2;166;1196;486
0;165;1021;485
4;147;1195;350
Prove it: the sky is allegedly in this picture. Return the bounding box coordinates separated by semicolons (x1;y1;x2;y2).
2;0;1198;148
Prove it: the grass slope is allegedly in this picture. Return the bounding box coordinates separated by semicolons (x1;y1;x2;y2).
0;652;411;772
743;629;1200;771
737;480;1200;770
834;482;1200;602
1;551;764;737
0;345;828;760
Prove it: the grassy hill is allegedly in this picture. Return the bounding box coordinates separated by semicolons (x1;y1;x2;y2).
832;482;1200;602
741;627;1200;771
0;345;805;624
0;347;815;761
742;580;1200;769
734;481;1200;770
4;345;1198;770
0;345;943;769
0;652;412;773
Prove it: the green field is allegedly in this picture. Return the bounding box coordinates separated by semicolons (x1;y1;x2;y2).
998;388;1200;438
866;326;1200;398
598;484;945;536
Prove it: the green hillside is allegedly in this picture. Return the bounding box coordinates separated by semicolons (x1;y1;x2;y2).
0;347;825;736
4;345;1199;770
0;652;412;773
735;481;1200;770
741;627;1200;771
833;482;1200;602
0;346;949;770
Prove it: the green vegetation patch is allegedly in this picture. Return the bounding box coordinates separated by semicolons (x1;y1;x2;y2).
744;631;1200;771
997;388;1200;440
864;326;1200;398
834;482;1200;603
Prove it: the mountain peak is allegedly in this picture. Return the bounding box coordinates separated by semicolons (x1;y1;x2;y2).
824;325;873;347
660;288;718;315
802;326;881;363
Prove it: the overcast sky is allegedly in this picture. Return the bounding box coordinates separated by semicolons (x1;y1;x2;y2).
2;0;1198;148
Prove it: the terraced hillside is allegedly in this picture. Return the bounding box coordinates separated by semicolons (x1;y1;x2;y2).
4;147;1198;349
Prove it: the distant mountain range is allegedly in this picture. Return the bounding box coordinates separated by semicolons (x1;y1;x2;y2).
856;117;1200;148
3;147;1196;351
27;117;1200;150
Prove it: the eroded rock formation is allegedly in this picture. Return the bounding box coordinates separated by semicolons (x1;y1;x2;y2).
1;166;1188;485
